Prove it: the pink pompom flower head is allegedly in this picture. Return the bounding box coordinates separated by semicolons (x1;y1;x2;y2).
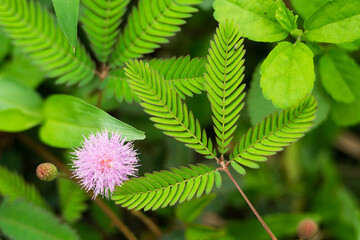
71;130;139;199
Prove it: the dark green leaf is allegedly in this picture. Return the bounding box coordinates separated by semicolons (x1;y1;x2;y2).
176;194;216;223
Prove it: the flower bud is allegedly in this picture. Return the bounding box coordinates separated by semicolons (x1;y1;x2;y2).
297;218;319;239
36;163;58;181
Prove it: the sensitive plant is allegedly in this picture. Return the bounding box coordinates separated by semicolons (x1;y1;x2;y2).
0;0;359;239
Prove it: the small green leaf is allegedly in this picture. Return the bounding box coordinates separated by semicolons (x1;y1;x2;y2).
186;224;225;240
39;94;145;148
0;27;11;62
331;98;360;126
0;199;80;240
230;161;246;175
260;41;315;109
213;0;288;42
319;49;360;103
214;171;222;188
176;194;216;223
290;0;329;20
304;0;360;43
275;0;298;33
0;78;43;132
52;0;79;48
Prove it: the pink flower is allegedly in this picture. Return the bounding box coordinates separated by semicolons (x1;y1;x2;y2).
71;130;139;199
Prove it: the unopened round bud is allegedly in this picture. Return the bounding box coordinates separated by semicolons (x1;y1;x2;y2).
36;163;58;181
297;218;319;239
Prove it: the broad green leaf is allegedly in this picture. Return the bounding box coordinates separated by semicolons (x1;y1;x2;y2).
52;0;79;48
260;41;315;108
176;194;216;223
39;94;145;148
226;213;321;239
319;49;360;104
331;98;360;126
247;63;279;126
213;0;288;42
337;39;360;51
0;199;80;240
0;27;10;62
275;0;299;33
186;224;225;240
0;78;43;132
0;50;45;88
58;178;88;224
290;0;329;20
304;0;360;43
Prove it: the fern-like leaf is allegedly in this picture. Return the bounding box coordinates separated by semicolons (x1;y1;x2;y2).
80;0;130;63
0;166;48;209
205;20;246;155
149;56;206;99
112;164;222;211
0;0;95;86
125;59;217;159
230;96;317;175
58;178;88;224
110;0;202;67
102;68;140;103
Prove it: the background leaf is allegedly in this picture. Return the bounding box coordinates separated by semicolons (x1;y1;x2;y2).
331;98;360;126
304;0;360;43
0;199;80;240
319;49;360;104
290;0;329;20
185;224;225;240
176;194;216;223
58;178;88;224
52;0;80;48
213;0;289;42
0;78;43;132
260;41;315;108
39;94;145;148
0;27;11;62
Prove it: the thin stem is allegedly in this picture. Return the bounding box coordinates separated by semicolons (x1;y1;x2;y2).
15;133;160;239
130;210;162;238
223;167;277;240
96;64;110;108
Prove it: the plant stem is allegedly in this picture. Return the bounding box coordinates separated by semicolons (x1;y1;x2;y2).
130;210;162;238
15;133;162;239
223;167;277;240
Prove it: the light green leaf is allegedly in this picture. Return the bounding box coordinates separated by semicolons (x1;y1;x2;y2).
260;41;315;109
337;39;360;51
213;0;289;42
275;0;298;33
39;94;145;148
0;199;80;240
331;98;360;126
290;0;329;20
319;49;360;103
0;78;43;132
176;194;216;223
58;178;88;224
186;224;225;240
52;0;79;48
304;0;360;43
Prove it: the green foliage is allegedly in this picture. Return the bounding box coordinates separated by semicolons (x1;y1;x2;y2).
80;0;130;62
0;0;95;86
205;20;246;154
304;0;360;43
125;60;217;159
275;0;299;34
52;0;80;48
150;56;207;99
213;0;290;42
260;41;315;109
112;164;221;210
176;193;216;223
0;199;80;240
110;0;203;67
230;95;317;174
0;78;43;132
39;94;145;148
58;178;88;224
0;27;10;62
185;224;225;240
319;49;360;104
290;0;328;20
0;166;48;209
